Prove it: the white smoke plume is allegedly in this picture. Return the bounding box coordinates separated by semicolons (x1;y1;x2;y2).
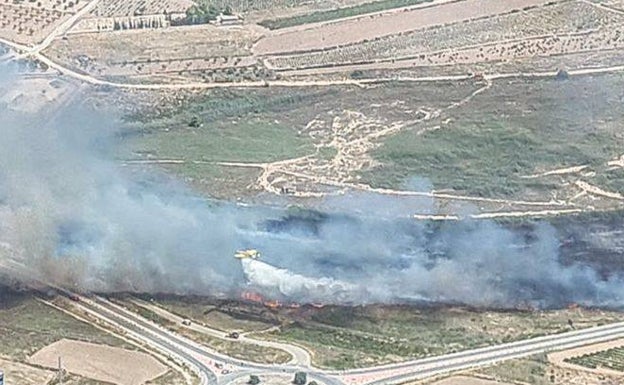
1;65;623;308
241;258;359;302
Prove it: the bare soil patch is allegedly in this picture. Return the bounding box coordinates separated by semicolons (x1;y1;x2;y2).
253;0;554;55
430;376;513;385
28;339;168;385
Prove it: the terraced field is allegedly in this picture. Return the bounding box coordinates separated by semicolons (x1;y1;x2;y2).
565;346;624;371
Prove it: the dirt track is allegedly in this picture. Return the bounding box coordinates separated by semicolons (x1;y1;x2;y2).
253;0;555;54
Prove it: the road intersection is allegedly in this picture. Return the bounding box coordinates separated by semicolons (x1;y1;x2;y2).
71;294;624;385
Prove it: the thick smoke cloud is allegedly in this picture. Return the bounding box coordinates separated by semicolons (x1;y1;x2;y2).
0;67;623;308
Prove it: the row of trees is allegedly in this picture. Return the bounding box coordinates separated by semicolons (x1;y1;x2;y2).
179;0;233;24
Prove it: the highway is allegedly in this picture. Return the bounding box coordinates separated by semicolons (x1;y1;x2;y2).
2;251;623;385
341;322;624;384
133;299;312;367
77;296;343;385
62;296;217;385
2;6;624;384
75;293;624;385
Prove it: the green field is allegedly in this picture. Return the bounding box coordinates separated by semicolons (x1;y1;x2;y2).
121;89;325;164
565;346;624;371
128;119;312;163
259;0;433;29
119;83;479;198
364;75;624;198
121;75;624;204
120;89;326;197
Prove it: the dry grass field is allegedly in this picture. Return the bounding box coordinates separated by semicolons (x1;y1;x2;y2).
0;358;56;385
45;24;270;82
29;339;168;385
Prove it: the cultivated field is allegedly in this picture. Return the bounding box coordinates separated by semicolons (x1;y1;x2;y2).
258;0;434;29
267;1;624;71
253;0;556;55
91;0;193;17
29;339;168;385
0;0;85;44
550;339;624;374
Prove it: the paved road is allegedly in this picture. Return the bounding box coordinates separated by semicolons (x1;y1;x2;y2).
72;296;216;385
83;294;624;385
134;299;313;367
338;322;624;385
2;248;624;385
83;297;343;385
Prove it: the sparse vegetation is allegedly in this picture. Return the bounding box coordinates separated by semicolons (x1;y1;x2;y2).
153;296;274;333
364;75;624;198
111;297;291;364
147;369;195;385
478;355;551;385
261;305;624;369
0;290;126;362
